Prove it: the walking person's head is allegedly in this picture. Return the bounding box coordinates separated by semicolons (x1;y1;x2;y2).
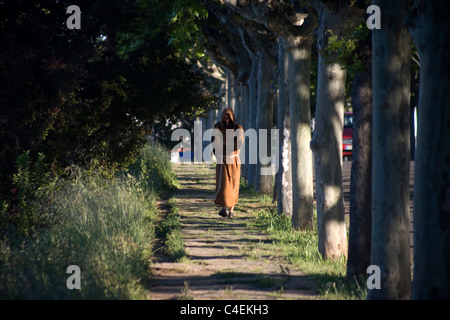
221;108;235;129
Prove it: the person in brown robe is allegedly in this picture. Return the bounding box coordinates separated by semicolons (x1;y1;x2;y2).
213;108;244;218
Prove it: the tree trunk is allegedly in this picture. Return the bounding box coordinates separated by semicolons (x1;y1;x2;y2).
227;70;236;112
346;52;373;280
277;38;292;217
219;81;227;117
311;55;347;259
234;83;241;124
247;57;258;188
406;0;450;300
241;82;249;180
367;0;412;300
287;41;314;229
309;1;364;260
255;49;274;194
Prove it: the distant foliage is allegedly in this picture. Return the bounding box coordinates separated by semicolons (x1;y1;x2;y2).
323;24;370;72
168;0;209;58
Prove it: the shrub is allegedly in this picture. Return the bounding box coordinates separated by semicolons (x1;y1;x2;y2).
0;172;156;299
0;141;178;299
9;151;55;238
127;141;178;194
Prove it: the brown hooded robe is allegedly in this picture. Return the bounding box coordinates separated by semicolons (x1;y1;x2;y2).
213;108;244;207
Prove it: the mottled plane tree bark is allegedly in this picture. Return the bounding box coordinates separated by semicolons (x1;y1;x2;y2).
309;0;362;259
367;0;412;300
276;38;292;217
238;27;259;188
252;28;277;194
346;33;373;280
406;0;450;300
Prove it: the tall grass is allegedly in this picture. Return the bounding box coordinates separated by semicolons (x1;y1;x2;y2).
0;141;177;299
157;197;185;262
127;142;178;193
1;174;155;299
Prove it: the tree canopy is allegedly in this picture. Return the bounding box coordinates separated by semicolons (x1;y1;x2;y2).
0;0;216;199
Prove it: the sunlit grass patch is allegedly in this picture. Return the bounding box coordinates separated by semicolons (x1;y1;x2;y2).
240;185;365;300
157;197;186;262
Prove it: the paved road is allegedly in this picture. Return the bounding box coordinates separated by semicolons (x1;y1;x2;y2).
341;161;415;215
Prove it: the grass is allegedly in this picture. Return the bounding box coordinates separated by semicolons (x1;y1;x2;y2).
261;211;366;299
256;275;283;289
0;141;178;299
0;173;156;299
180;281;194;300
127;142;179;193
157;197;186;262
239;178;367;300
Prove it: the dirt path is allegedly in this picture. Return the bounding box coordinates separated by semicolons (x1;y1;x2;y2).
148;163;319;300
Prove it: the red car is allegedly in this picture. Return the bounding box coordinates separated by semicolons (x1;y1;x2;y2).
343;112;353;159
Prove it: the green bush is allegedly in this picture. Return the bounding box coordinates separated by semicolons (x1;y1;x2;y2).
10;151;54;238
156;198;180;237
0;172;157;299
157;210;181;238
0;141;179;299
0;201;8;221
127;141;178;194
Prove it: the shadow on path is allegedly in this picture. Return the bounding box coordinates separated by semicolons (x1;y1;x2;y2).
148;163;320;300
